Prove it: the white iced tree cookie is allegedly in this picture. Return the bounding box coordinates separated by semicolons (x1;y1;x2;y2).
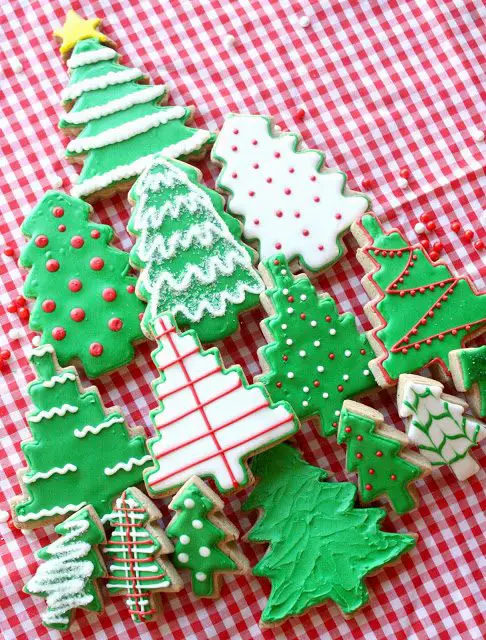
211;114;369;273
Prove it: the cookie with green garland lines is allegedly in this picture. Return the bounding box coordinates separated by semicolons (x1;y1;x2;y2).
450;346;486;418
256;254;377;436
167;476;249;598
337;401;431;514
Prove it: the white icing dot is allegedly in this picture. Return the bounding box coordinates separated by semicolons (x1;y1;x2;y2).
286;338;293;346
280;269;288;276
8;328;21;340
317;365;324;372
10;57;22;73
180;535;190;545
32;335;41;347
196;572;207;581
0;509;9;523
274;125;282;132
299;15;311;28
184;498;195;509
344;350;352;357
282;288;289;295
397;177;409;189
343;374;350;381
281;324;288;330
414;222;426;235
49;174;63;189
199;546;211;557
178;553;189;563
335;410;341;416
300;294;307;301
322;392;329;399
303;386;310;393
224;34;236;48
329;329;336;336
287;372;294;379
313;340;320;347
363;369;370;376
472;129;484;142
287;307;294;314
299;350;306;357
192;519;203;529
311;320;317;327
302;400;309;407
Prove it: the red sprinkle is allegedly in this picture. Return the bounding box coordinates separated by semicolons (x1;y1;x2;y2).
7;302;17;313
52;207;64;218
70;308;85;322
68;279;82;292
89;342;103;357
35;235;48;248
42;299;56;313
102;288;117;302
108;318;123;331
295;108;305;121
361;178;373;190
399;167;410;179
420;239;430;250
15;296;26;307
91;229;100;239
70;235;84;248
426;221;436;232
18;307;29;321
46;259;59;272
433;242;443;252
3;244;15;257
90;257;104;271
451;221;461;233
463;230;474;242
474;240;484;251
429;250;439;261
127;284;135;293
420;213;432;223
52;327;66;341
344;427;352;433
365;484;373;491
1;350;11;361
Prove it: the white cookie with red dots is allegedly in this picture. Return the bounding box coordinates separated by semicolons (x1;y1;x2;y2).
212;114;370;273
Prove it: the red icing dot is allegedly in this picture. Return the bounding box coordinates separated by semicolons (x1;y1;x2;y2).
253;163;259;169
127;284;135;293
360;349;366;355
70;235;84;248
266;177;273;183
252;139;258;145
70;308;85;322
318;245;324;251
313;380;320;387
357;435;363;441
68;279;82;292
300;313;306;319
91;229;100;239
365;484;373;491
138;313;144;321
369;469;375;475
276;210;283;218
337;385;344;392
276;382;282;388
294;211;301;218
35;235;48;248
89;343;103;357
399;167;410;179
344;426;352;433
231;145;238;152
58;224;66;232
46;259;59;272
42;299;56;313
108;317;123;331
254;219;260;225
390;474;397;480
302;229;309;236
325;316;331;322
287;296;294;302
231;172;238;179
356;453;363;459
376;451;383;457
275;243;282;249
274;152;281;158
52;327;66;341
282;355;288;362
284;188;291;195
233;128;239;135
52;207;64;218
289;167;295;173
313;196;320;203
102;288;117;302
310;175;317;182
248;191;255;197
328;353;335;360
90;257;104;270
335;213;342;220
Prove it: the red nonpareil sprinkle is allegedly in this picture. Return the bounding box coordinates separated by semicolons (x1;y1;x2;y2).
70;235;84;248
426;221;436;231
420;213;432;223
451;221;461;233
433;242;443;252
365;484;373;491
68;279;82;292
91;229;100;239
3;244;15;257
46;259;59;272
52;207;64;218
42;299;56;312
421;239;430;250
52;327;66;341
399;167;410;179
90;257;104;270
7;302;17;313
344;426;352;433
16;296;26;307
35;235;48;248
429;250;439;261
474;240;484;251
70;308;85;322
361;178;373;190
18;307;29;321
463;230;474;242
295;108;305;121
127;284;135;293
108;317;123;331
1;350;11;360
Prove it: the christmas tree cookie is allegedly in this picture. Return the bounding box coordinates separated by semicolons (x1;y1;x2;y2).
128;156;264;342
450;346;486;418
256;254;376;436
24;506;106;631
352;214;486;387
243;444;416;627
398;374;486;481
10;345;152;529
55;11;214;201
19;191;145;378
167;476;249;598
212;114;369;273
338;401;430;514
143;314;299;497
104;487;182;623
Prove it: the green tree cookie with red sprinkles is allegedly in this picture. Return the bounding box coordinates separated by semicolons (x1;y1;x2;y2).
257;254;377;436
20;191;145;377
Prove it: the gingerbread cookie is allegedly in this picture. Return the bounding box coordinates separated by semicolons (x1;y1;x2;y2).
450;346;486;418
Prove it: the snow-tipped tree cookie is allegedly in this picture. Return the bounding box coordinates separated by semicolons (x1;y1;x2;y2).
243;444;416;627
24;505;106;631
55;11;214;201
450;346;486;418
256;254;376;436
397;374;486;481
337;401;430;514
19;191;145;378
128;157;264;342
167;476;249;598
211;114;369;273
143;314;299;497
352;214;486;387
10;345;151;529
104;487;182;623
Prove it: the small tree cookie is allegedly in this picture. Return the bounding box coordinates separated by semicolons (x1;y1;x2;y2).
398;374;486;481
167;476;249;598
338;400;430;514
450;346;486;418
24;506;106;631
104;487;182;623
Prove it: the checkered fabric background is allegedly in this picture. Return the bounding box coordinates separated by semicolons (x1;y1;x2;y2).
0;0;485;638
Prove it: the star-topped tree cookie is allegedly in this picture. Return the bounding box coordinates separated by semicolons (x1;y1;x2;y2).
53;9;111;59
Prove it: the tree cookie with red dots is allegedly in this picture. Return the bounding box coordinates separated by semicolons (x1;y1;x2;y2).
338;400;430;514
19;191;145;378
256;254;377;437
352;214;486;387
211;114;369;273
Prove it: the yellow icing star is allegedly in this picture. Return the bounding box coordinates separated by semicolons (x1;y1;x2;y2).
53;10;108;58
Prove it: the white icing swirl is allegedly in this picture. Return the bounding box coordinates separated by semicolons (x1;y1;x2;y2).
17;502;87;522
104;454;152;476
42;373;76;388
74;414;125;438
29;404;79;423
24;463;77;484
67;47;117;69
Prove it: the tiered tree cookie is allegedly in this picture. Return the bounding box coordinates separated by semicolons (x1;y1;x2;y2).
167;476;249;597
211;113;369;272
10;345;151;528
398;374;486;481
256;254;376;436
24;506;106;631
352;214;486;387
20;191;145;377
243;444;416;627
450;346;486;418
55;11;214;201
128;157;264;342
337;401;430;514
104;487;182;623
143;314;299;497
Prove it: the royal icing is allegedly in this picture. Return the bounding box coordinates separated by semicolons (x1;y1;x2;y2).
104;487;182;623
450;346;486;418
212;114;369;272
11;345;151;526
352;214;486;386
129;157;264;342
257;255;376;436
54;10;109;58
398;375;486;481
338;401;429;514
58;36;214;200
41;372;76;388
24;506;106;631
143;314;299;496
19;191;145;378
243;444;416;625
167;476;248;597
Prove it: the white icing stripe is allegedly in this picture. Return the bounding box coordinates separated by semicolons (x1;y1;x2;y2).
74;414;125;438
24;463;77;484
67;47;117;68
104;454;152;476
29;404;78;423
101;511;146;524
17;502;87;522
61;68;144;102
110;563;159;573
31;344;55;357
62;85;167;126
42;372;76;388
70;129;212;197
67;107;186;154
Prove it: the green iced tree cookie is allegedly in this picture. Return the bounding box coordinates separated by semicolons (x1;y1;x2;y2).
450;346;486;418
